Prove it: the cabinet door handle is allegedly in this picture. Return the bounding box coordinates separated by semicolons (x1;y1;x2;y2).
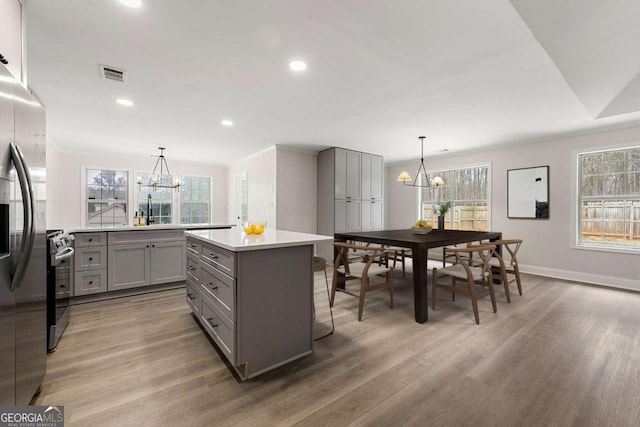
206;318;219;328
187;293;196;300
209;254;218;260
89;280;93;284
188;244;197;248
88;238;93;242
187;265;195;271
152;244;155;248
89;257;93;261
146;245;150;248
60;285;66;289
207;283;218;290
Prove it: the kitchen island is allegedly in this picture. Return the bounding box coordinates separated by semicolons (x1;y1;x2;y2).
185;228;333;380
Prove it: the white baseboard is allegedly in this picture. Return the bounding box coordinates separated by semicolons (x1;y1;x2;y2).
520;264;640;292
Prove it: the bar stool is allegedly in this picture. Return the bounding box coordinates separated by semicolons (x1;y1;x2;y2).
313;256;334;341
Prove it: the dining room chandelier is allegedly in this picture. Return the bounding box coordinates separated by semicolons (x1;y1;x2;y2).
137;147;181;192
397;136;444;188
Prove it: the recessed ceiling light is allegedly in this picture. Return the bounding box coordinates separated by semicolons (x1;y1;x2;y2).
289;60;307;72
116;98;134;106
118;0;142;7
221;120;234;127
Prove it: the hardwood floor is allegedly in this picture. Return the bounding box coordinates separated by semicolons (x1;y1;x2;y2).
35;266;640;426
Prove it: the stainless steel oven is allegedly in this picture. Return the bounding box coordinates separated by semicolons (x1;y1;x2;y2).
46;230;74;352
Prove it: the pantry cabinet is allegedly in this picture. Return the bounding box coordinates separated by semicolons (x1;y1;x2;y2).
318;147;384;260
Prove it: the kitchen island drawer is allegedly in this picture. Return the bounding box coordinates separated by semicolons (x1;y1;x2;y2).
200;242;235;277
75;246;107;270
200;261;235;320
75;270;107;295
74;232;107;248
186;279;201;316
186;240;201;256
186;253;200;283
200;295;234;362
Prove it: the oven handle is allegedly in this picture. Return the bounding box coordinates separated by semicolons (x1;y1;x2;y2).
54;246;75;264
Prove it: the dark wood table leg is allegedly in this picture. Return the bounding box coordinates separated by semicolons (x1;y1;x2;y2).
412;244;428;323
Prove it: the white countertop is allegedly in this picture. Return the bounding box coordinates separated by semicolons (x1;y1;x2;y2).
69;224;235;233
185;228;334;252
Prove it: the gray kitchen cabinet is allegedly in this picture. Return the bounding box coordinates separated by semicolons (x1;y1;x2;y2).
150;240;187;285
185;233;314;380
318;147;384;260
107;242;150;291
74;232;108;296
107;230;186;291
361;200;384;232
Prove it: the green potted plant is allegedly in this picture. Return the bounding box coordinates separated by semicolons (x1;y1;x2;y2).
433;201;451;231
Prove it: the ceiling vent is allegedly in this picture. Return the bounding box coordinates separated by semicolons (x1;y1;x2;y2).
99;64;127;83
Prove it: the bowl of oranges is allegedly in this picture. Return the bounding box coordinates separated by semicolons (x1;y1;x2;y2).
243;221;266;235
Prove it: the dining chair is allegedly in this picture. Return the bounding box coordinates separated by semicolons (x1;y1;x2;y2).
384;247;411;277
432;244;497;324
331;242;394;321
484;239;523;301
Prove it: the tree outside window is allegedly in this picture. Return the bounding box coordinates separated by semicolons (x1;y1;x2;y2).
86;169;128;227
579;147;640;249
419;166;489;231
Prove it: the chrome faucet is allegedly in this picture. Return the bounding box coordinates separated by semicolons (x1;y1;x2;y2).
146;193;154;225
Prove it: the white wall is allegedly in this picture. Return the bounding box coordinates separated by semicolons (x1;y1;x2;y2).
227;146;277;228
385;125;640;291
276;147;317;233
48;148;228;230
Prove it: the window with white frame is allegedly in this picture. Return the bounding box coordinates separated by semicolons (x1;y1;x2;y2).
86;168;128;227
418;166;490;231
578;146;640;250
136;173;212;225
180;176;211;224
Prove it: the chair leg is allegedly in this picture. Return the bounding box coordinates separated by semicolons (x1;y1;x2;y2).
487;273;497;313
514;265;523;295
500;266;511;303
388;271;394;308
432;268;437;310
401;250;406;277
468;279;480;324
330;268;338;307
451;276;456;301
357;277;367;321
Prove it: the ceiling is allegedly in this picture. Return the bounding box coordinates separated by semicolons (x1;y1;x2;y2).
24;0;640;166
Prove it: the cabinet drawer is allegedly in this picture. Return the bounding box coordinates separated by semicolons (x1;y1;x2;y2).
75;246;107;271
73;232;107;248
186;253;200;283
186;240;201;256
201;242;235;277
200;261;235;320
186;279;201;316
200;294;234;361
75;270;107;296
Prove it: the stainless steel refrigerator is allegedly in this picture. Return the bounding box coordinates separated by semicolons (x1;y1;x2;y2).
0;63;47;405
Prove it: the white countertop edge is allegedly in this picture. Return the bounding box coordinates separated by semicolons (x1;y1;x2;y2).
185;229;334;252
68;224;235;233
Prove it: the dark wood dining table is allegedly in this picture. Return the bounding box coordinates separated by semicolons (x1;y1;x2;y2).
333;229;502;323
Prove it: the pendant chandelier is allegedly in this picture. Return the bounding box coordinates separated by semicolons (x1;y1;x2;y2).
397;136;444;188
137;147;181;192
